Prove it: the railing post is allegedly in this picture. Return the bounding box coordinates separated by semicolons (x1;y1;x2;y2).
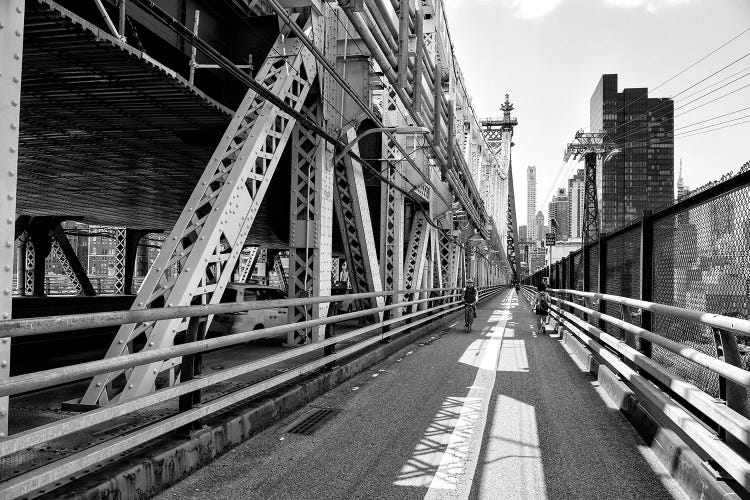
713;323;750;456
597;233;608;331
178;315;207;435
567;254;576;314
639;211;653;358
380;294;392;344
324;301;338;369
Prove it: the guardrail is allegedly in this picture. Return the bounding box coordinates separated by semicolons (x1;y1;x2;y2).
520;285;750;494
0;284;505;498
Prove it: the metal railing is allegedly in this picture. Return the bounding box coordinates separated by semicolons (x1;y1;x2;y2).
524;165;750;398
0;285;504;498
520;284;750;493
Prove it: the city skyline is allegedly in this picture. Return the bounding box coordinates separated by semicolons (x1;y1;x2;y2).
447;0;750;225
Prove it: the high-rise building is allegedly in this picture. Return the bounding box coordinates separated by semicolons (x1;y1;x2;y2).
677;158;690;200
527;166;537;240
548;188;570;241
519;225;528;242
568;169;585;241
534;211;545;242
590;74;674;232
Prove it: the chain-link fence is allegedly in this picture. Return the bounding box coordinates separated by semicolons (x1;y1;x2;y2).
523;165;750;398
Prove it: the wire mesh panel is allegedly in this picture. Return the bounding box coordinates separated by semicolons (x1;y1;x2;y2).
573;251;583;291
652;184;750;396
587;243;599;292
603;226;641;339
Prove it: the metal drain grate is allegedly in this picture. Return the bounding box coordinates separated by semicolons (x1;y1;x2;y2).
285;408;340;435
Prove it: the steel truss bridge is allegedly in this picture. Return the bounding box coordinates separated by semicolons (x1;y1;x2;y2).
1;0;519;482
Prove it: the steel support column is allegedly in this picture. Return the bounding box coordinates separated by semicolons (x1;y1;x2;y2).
333;127;384;319
403;211;430;309
0;0;24;436
287;95;334;345
380;87;405;316
80;31;317;406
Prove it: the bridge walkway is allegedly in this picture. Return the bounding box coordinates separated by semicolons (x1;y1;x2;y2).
155;289;688;500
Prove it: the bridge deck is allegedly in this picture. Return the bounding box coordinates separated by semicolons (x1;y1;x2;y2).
155;289;688;500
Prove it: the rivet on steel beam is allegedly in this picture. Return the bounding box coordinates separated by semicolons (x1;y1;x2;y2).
4;242;11;248
118;340;124;344
3;289;9;295
4;265;10;271
96;382;102;387
10;100;18;106
9;146;16;153
0;409;6;416
1;339;7;344
16;7;23;13
0;360;7;367
6;194;13;200
128;384;133;389
149;342;154;346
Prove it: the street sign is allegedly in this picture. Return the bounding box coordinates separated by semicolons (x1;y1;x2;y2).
545;232;556;246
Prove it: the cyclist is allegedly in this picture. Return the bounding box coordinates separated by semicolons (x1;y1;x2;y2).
462;279;478;328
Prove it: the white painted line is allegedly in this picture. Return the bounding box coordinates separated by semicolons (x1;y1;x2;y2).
420;292;513;498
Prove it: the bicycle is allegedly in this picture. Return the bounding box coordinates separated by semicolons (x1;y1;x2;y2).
464;303;475;332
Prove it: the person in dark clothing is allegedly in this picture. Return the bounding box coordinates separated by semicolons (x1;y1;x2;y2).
462;279;478;327
534;283;550;333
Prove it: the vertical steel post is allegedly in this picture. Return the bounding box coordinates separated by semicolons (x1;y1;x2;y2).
567;254;576;314
0;0;24;437
639;211;653;358
380;86;405;317
597;234;608;331
178;314;206;434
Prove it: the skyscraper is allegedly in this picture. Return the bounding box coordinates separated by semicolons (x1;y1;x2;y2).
590;74;674;232
568;169;585;240
534;211;545;242
548;188;570;241
527;166;537;240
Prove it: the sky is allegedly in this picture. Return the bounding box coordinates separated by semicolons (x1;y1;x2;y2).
443;0;750;226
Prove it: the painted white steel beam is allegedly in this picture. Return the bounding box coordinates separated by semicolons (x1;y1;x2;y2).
80;31;317;406
0;0;24;437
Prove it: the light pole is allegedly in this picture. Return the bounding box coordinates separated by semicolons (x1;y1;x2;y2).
333;126;430;164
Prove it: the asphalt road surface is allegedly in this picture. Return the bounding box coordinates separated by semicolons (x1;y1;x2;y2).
156;289;688;500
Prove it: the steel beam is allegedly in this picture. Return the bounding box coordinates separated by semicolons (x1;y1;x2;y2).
113;228;127;294
237;246;259;283
332;127;384;319
380;86;405;316
287;93;334;345
50;224;96;296
0;0;24;437
403;211;430;309
79;31;317;406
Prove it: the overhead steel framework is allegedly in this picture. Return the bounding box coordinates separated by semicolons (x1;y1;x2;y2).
2;0;514;414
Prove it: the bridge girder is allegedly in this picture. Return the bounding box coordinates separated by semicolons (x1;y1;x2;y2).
80;29;318;406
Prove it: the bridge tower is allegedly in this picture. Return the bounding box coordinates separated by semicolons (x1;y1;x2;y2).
481;94;520;281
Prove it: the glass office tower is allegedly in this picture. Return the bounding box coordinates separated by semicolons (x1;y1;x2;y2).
590;74;674;232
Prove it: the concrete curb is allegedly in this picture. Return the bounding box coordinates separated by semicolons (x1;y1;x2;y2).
559;325;743;500
44;290;504;500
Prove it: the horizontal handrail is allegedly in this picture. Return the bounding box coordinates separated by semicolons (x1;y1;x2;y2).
0;286;463;337
0;290;462;396
549;304;750;492
0;286;505;498
1;291;504;457
548;303;750;447
550;295;750;387
549;288;750;338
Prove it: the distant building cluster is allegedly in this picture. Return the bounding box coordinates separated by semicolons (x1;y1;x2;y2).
45;222;160;279
520;74;676;275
